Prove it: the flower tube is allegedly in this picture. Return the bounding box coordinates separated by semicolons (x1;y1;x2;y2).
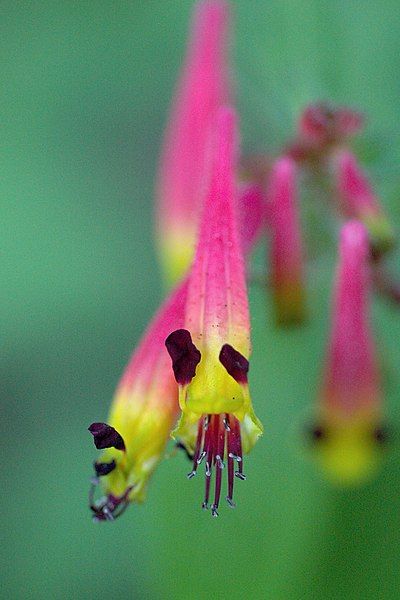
166;107;263;516
309;220;387;484
333;150;394;257
88;279;187;520
268;156;305;325
156;0;230;285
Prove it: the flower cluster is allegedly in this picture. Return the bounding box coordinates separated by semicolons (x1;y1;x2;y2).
87;0;396;521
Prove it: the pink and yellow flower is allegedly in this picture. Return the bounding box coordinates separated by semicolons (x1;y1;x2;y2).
156;0;230;285
88;279;187;520
166;107;263;515
310;220;386;484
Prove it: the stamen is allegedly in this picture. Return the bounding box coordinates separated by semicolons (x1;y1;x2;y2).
226;496;236;508
187;419;204;478
212;415;224;515
223;417;231;431
187;413;245;515
89;478;133;522
197;451;207;464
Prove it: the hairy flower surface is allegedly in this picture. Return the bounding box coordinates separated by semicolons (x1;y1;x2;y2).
310;220;386;484
166;107;263;515
156;0;230;285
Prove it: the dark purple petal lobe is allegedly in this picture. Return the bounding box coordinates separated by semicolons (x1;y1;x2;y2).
88;423;125;451
165;329;201;384
94;460;117;476
219;344;249;383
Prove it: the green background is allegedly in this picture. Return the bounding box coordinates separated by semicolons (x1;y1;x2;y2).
2;1;400;598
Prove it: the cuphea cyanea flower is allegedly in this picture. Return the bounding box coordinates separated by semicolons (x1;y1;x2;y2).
332;149;394;257
88;279;187;521
287;102;364;162
87;185;264;521
267;156;305;326
165;107;263;516
156;0;230;286
309;220;386;484
86;0;399;523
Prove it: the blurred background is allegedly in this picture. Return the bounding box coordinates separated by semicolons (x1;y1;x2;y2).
2;1;400;598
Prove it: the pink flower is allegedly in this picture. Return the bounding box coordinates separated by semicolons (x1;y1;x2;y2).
333;149;394;256
267;156;305;325
88;279;187;520
156;0;231;285
166;107;262;516
288;102;364;162
310;220;386;484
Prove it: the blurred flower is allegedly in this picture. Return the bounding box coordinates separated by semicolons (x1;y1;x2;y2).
237;182;265;257
332;149;395;257
309;220;386;485
88;278;187;521
287;102;364;162
156;0;230;286
267;156;306;326
166;107;263;516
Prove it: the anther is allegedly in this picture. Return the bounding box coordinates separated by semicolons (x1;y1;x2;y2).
102;506;115;521
223;418;231;431
205;462;211;477
234;472;246;480
197;451;207;464
211;505;219;517
202;501;209;510
187;470;196;479
228;452;242;462
226;497;236;508
215;455;225;469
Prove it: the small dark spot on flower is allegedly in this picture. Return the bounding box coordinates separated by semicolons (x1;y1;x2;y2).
88;423;125;451
219;344;249;384
373;425;390;445
165;329;201;385
94;460;116;476
307;424;325;442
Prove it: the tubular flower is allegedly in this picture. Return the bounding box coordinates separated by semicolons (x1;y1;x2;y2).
165;107;263;516
156;0;230;286
268;157;305;326
310;220;386;485
332;149;394;257
88;279;187;521
287;102;364;163
237;182;265;257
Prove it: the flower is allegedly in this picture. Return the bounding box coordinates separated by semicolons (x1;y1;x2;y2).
156;0;230;286
332;149;394;257
287;102;364;163
237;182;265;257
267;156;305;325
165;107;263;516
88;278;187;521
309;220;386;484
87;171;263;521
